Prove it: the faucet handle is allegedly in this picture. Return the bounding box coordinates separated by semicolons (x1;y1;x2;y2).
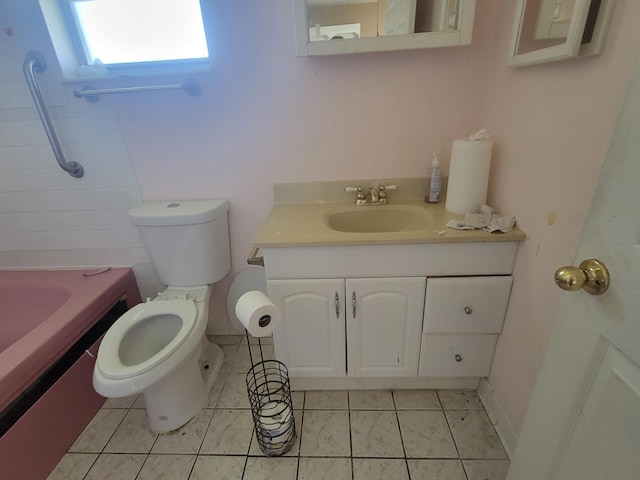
346;186;367;205
345;186;364;197
377;184;396;204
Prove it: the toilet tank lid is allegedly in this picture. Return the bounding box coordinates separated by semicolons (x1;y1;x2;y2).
129;200;229;226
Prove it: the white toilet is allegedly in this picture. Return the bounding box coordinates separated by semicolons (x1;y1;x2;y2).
93;200;231;433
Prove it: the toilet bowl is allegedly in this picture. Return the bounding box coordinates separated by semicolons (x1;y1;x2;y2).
92;199;232;433
94;286;224;433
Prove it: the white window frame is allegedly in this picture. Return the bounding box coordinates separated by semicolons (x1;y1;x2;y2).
39;0;212;80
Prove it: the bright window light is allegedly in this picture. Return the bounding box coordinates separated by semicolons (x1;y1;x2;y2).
69;0;209;65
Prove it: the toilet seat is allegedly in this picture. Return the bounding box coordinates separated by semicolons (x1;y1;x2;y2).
96;299;198;380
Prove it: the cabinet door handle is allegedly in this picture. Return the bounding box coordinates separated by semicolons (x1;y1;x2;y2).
335;292;340;319
464;306;472;315
454;354;463;362
352;291;357;318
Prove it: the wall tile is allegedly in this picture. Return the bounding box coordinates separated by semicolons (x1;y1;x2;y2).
0;120;48;147
0;35;149;298
0;248;134;269
0;80;33;109
7;188;141;212
55;116;123;144
0;145;53;169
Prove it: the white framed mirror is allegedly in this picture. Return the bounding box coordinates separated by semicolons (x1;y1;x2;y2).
508;0;616;68
292;0;477;56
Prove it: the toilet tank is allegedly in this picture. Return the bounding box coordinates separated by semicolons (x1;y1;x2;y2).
129;200;231;287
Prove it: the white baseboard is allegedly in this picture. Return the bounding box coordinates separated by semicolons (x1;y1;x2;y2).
478;378;518;458
290;376;480;391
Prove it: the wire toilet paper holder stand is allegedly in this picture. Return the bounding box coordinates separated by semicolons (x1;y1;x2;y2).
244;326;296;456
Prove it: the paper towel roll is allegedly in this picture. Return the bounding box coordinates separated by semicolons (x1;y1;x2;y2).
445;138;492;214
235;290;280;337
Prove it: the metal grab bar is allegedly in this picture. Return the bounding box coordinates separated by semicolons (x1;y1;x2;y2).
73;79;201;103
23;52;84;178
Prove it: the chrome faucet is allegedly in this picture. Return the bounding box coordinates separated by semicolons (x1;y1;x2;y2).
368;185;379;204
345;184;397;205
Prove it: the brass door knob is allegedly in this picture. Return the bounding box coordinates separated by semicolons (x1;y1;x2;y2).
554;259;610;295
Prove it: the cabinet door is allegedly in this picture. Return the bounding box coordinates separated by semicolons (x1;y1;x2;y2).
346;277;425;377
269;279;346;377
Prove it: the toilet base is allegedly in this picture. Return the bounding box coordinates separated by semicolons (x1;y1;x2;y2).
200;338;225;394
142;339;223;433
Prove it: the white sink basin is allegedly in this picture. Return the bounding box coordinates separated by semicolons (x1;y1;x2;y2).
326;206;430;233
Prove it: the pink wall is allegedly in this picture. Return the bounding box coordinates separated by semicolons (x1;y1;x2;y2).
110;0;497;326
479;0;640;434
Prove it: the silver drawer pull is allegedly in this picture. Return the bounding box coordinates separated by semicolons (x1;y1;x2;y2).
335;292;340;319
454;354;463;362
352;291;357;318
464;306;472;315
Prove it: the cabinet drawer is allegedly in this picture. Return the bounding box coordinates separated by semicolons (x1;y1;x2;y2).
423;276;513;334
418;334;498;377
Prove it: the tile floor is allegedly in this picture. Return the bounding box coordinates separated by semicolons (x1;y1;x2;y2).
47;336;509;480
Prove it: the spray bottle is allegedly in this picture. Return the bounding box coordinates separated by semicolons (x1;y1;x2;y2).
426;152;442;204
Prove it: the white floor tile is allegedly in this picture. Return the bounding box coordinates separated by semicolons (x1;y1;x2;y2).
46;453;98;480
69;409;127;453
199;409;253;455
349;390;395;410
103;409;157;453
398;410;458;458
304;390;348;410
83;453;146;480
298;458;352;480
151;408;213;454
438;390;485;410
352;459;408;480
393;389;441;410
407;459;466;480
217;374;251;409
136;454;196;480
445;410;507;459
57;388;511;480
243;457;298;480
350;411;404;458
463;459;511;480
300;410;351;457
189;455;245;480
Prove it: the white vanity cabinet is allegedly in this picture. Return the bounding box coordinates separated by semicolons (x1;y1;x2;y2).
419;276;513;377
261;240;521;388
269;277;425;378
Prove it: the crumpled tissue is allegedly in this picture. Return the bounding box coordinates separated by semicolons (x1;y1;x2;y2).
446;204;516;233
467;128;490;140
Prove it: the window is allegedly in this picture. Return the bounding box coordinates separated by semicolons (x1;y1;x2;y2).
63;0;209;68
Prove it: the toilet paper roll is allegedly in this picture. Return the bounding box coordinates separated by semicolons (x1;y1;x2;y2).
445;138;492;214
235;290;280;337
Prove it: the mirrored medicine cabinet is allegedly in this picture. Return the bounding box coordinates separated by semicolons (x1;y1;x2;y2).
292;0;477;56
508;0;615;67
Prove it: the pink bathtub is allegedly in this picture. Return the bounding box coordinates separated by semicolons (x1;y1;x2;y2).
0;268;141;480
